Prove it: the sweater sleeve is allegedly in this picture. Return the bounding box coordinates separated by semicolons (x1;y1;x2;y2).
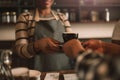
112;21;120;45
112;21;120;40
102;41;120;56
15;13;36;58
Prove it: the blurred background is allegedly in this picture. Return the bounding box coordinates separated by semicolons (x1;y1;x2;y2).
0;0;120;68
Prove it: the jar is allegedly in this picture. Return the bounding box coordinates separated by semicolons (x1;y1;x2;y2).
63;9;69;19
23;9;29;13
69;9;76;22
6;12;10;23
105;8;110;22
2;12;6;23
56;9;61;13
2;12;10;23
10;12;17;23
91;10;99;22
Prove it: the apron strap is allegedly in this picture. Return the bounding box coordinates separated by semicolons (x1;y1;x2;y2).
54;11;71;27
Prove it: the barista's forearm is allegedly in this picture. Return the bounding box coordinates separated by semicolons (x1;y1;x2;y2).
102;41;120;56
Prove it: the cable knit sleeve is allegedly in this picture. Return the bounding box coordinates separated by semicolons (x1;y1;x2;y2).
112;21;120;40
102;41;120;56
15;13;36;58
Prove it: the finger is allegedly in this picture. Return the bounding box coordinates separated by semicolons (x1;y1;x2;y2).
82;42;89;48
49;38;61;44
46;43;60;52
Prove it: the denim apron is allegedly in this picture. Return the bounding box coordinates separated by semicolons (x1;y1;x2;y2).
34;16;72;72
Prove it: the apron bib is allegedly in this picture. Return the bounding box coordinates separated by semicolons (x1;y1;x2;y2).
34;19;72;72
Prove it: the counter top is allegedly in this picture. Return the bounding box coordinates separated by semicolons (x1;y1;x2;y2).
71;22;115;39
0;22;116;41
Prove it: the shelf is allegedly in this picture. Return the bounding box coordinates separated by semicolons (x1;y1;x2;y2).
0;0;120;24
0;5;17;7
19;5;35;9
0;23;15;26
80;4;120;8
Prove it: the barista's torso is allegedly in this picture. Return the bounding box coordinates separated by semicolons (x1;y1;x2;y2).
32;10;72;72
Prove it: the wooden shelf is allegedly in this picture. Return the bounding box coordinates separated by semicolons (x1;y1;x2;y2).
0;0;120;24
0;23;15;26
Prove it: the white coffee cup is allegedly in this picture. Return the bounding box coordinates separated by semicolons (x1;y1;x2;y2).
29;70;41;80
11;67;29;80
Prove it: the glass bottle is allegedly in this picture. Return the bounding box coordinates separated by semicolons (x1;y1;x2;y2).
56;9;61;13
91;10;99;22
2;12;10;23
2;50;12;69
69;9;76;22
10;12;17;23
2;12;6;23
105;8;110;22
6;12;10;23
63;9;69;20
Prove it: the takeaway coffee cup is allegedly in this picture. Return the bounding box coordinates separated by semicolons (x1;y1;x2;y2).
62;32;78;43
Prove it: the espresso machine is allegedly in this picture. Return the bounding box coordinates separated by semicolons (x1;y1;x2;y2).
0;49;15;80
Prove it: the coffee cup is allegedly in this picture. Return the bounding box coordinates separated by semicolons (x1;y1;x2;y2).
29;70;41;80
62;32;78;43
11;67;29;80
11;67;41;80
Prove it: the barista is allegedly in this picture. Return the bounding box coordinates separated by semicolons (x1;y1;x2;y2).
15;0;72;72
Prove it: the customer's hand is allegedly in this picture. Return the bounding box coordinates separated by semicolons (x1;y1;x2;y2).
34;37;61;54
82;39;104;54
63;39;85;59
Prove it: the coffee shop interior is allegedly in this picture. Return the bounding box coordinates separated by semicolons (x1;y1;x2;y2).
0;0;120;80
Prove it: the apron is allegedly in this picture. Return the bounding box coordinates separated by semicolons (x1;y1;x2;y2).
34;18;72;72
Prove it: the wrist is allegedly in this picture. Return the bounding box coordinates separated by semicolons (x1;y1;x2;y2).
34;41;39;52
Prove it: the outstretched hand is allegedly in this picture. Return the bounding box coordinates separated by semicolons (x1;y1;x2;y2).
63;39;85;58
82;39;104;54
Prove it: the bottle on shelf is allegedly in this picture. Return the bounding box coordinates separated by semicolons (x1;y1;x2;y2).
0;12;2;23
69;9;76;22
2;12;10;24
63;9;69;20
23;9;29;13
90;10;99;22
56;9;61;13
105;8;110;22
10;12;17;23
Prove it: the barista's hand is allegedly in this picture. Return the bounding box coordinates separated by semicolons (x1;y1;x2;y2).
82;39;104;54
63;39;85;59
34;37;61;54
